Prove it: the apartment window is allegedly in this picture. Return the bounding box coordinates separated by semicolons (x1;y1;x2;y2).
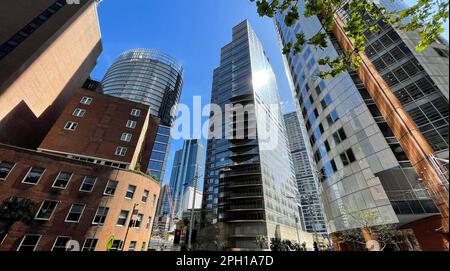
121;133;132;142
52;236;71;251
125;185;136;199
340;149;356;166
64;121;78;131
128;241;137;251
104;180;118;196
72;108;86;117
152;194;157;206
92;207;109;225
130;109;141;117
141;242;147;251
80;176;96;192
126;120;137;129
115;147;127;156
65;203;86;223
327;110;339;126
80;97;93;105
324;140;331;152
330;159;338;172
82;238;98;251
52;171;72;189
333;128;347;145
146;216;152;229
142;190;149;203
0;161;15;180
315;85;322;96
35;200;58;220
22;167;45;185
135;214;144;228
117;210;129;226
109;240;123;251
17;235;41;251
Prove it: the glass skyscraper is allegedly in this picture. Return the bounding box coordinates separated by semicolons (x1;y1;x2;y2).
201;20;301;250
101;49;183;181
168;139;203;218
275;0;446;243
284;112;327;235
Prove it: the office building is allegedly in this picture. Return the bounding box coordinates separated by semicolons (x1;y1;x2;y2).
0;0;102;148
101;48;184;181
275;0;448;250
284;112;327;235
168;139;203;218
200;20;302;250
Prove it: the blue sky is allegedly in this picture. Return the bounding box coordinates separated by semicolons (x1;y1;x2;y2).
91;0;295;185
91;0;449;186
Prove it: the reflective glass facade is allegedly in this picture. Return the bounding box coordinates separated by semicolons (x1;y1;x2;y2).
284;112;327;234
275;1;442;233
201;21;300;249
168;139;203;217
101;49;183;180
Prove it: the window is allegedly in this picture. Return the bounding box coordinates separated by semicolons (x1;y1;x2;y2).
340;149;356;166
152;194;157;206
333;128;347;145
35;200;58;220
128;241;137;251
142;190;149;203
141;242;147;251
115;147;127;156
92;207;109;225
121;133;132;142
65;203;86;223
146;216;152;230
117;210;129;226
130;109;141;117
0;161;15;180
52;236;71;251
64;121;78;131
324;140;331;152
72;108;86;117
80;97;93;105
135;214;144;228
52;171;72;189
109;240;123;251
125;185;136;199
22;167;45;185
104;180;118;196
80;176;96;192
82;238;98;251
330;159;338;172
17;235;41;251
126;120;137;129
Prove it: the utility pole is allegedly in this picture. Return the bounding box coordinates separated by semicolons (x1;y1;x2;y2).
122;203;139;251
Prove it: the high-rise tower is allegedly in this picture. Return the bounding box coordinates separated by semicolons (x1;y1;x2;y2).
101;48;184;180
201;20;301;250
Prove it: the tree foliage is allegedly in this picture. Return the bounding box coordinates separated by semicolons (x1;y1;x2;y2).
250;0;449;78
0;197;37;242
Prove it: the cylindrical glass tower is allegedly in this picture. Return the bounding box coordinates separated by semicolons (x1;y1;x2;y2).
101;48;184;180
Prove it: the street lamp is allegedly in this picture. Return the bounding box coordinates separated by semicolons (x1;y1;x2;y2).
185;165;201;251
122;203;139;251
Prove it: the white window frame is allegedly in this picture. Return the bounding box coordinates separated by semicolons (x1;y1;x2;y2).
0;161;16;181
125;185;136;199
51;171;73;189
103;180;118;196
130;109;141;117
34;200;58;221
64;203;86;223
92;207;109;225
64;121;78;131
126;120;137;129
116;210;129;227
82;238;98;251
21;167;45;185
120;133;132;142
79;176;97;193
51;236;72;251
17;234;42;251
115;147;127;157
141;190;149;203
128;241;137;251
72;108;86;118
80;96;93;105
